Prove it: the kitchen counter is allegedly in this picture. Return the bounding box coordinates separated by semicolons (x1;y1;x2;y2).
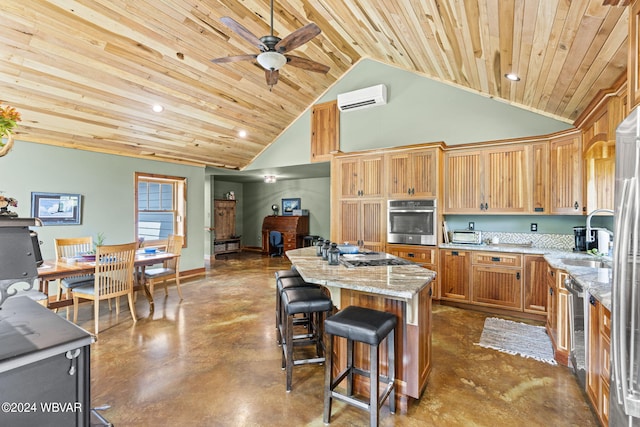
286;246;436;406
439;243;613;310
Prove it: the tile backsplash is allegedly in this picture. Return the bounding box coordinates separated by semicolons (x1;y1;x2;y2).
479;232;574;250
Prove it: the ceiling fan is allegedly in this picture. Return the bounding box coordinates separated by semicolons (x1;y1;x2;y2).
211;0;330;88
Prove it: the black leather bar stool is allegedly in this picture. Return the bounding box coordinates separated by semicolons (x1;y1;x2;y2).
280;286;332;391
323;305;397;427
276;275;318;345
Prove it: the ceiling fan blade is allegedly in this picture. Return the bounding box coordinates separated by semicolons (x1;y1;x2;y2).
211;54;257;64
265;69;279;86
285;55;330;73
275;23;321;53
220;16;268;51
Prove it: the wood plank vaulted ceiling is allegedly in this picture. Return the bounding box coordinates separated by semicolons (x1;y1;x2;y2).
0;1;630;169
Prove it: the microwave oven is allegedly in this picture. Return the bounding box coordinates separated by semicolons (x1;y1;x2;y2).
387;199;437;246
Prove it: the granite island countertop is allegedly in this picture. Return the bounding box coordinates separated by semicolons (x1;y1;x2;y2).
286;247;436;300
439;243;612;310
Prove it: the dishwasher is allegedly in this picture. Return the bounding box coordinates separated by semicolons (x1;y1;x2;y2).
565;276;587;389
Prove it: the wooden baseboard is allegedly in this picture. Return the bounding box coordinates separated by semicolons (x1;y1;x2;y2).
437;300;546;323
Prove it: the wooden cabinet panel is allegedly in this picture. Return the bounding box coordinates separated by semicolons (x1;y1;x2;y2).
387;244;437;265
629;0;640;110
214;199;236;240
338;200;360;244
310;101;339;162
587;296;600;411
556;271;571;364
584;139;615;213
531;142;549;213
524;255;548;315
471;266;522;310
550;133;583;214
335;155;384;199
443;151;482;213
485;146;529;213
546;265;557;340
337;199;385;252
440;249;470;301
471;251;522;268
386;148;439;198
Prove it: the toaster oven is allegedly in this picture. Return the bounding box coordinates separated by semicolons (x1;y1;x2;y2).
450;230;482;244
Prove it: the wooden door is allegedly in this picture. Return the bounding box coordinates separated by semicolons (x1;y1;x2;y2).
410;149;438;198
546;266;557;344
443;150;483;213
531;142;549;213
214;199;236;240
556;271;571;365
586;297;600;413
484;145;529;213
386;152;411;198
338;200;360;245
629;0;640;110
471;266;522;310
360;155;384;198
439;249;470;301
336;158;360;198
360;199;385;251
524;255;548;315
310;101;339;162
584;139;615;213
550;133;583;214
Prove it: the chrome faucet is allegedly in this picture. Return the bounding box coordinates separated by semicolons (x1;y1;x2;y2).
586;208;614;243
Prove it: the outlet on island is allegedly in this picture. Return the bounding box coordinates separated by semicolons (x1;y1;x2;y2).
531;223;538;232
468;222;475;230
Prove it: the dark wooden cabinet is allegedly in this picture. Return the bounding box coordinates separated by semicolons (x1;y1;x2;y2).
214;199;240;255
261;216;309;255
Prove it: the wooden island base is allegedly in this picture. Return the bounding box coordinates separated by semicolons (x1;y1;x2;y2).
286;247;435;412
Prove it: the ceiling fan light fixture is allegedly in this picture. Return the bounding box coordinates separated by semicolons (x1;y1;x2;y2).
257;51;287;71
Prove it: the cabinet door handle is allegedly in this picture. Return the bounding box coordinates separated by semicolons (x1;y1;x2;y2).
491;257;501;262
589;295;597;306
407;253;415;258
574;201;579;210
452;251;459;256
549;287;554;296
516;272;520;280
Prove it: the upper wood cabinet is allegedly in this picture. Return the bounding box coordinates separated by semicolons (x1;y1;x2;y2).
531;142;550;213
310;101;339;163
333;154;384;199
444;144;530;214
629;0;640;110
550;132;583;215
386;147;440;199
336;199;385;252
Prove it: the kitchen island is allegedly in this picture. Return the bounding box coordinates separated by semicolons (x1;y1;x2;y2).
286;247;436;410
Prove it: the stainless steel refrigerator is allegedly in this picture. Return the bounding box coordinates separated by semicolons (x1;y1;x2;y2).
612;108;640;426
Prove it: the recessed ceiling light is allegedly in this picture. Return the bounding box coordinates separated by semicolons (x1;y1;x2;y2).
504;73;521;82
152;104;164;113
238;130;247;138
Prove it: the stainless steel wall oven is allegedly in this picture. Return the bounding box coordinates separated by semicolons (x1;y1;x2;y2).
387;199;437;246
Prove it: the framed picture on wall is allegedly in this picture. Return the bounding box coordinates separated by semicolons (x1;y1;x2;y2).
31;192;82;225
282;198;301;216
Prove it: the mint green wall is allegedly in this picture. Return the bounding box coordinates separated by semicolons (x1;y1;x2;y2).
247;59;572;169
242;178;330;248
0;140;205;271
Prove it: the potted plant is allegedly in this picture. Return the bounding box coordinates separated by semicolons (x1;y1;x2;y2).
0;103;21;157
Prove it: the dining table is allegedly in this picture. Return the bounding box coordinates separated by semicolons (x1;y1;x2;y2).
37;249;178;312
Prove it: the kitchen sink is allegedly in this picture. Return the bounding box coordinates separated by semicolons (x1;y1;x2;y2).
560;258;611;269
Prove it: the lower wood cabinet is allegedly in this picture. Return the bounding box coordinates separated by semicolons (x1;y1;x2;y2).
439;249;470;302
470;252;523;311
524;255;548;315
546;265;571;366
387;244;439;299
587;295;611;427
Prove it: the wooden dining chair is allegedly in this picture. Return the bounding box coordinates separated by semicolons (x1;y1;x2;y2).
55;237;94;317
144;234;184;300
72;242;137;335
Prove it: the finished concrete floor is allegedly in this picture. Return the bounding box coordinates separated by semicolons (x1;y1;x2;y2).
75;252;598;426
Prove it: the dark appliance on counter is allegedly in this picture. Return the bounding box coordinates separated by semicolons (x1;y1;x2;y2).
572;226;598;252
387;199;436;246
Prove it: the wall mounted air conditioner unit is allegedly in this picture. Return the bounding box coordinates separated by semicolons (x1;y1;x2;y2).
337;84;387;112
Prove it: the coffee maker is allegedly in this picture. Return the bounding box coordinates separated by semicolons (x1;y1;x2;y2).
573;226;598;252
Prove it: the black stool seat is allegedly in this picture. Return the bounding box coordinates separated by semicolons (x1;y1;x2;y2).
324;305;397;345
275;269;300;281
281;286;333;391
324;305;397;426
282;287;332;315
276;276;318;345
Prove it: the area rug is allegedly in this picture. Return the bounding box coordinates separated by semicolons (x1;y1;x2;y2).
476;317;557;365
